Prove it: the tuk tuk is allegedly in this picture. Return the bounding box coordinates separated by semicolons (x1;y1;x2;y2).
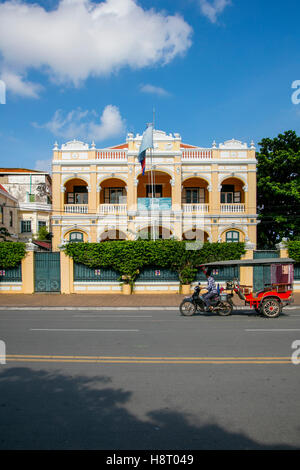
200;257;295;318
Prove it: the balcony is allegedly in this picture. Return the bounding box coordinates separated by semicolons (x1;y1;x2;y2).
99;204;127;215
64;204;88;214
221;203;245;213
182;204;209;214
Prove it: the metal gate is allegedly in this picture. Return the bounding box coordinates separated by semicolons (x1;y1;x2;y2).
253;250;279;292
34;252;61;293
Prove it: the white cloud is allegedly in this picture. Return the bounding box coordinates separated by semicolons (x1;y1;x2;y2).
198;0;231;23
0;0;192;97
33;105;126;142
140;84;170;97
35;159;52;174
1;70;43;99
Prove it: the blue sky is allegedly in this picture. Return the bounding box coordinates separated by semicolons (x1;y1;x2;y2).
0;0;299;172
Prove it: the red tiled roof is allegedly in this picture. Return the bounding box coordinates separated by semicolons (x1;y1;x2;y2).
0;168;41;173
33;240;51;251
108;143;128;149
181;143;198;148
0;183;8;193
0;184;18;202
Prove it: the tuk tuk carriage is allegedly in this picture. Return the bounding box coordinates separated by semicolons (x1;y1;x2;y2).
197;258;295;318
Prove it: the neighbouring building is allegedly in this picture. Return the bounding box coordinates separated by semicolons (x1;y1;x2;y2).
0;168;52;242
51;130;257;251
0;183;18;240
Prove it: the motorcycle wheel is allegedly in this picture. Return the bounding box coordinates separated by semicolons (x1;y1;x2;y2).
180;300;196;316
218;301;233;316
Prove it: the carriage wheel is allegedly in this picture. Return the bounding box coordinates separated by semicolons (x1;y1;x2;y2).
261;299;281;318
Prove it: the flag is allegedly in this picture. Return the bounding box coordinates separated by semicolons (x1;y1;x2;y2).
138;124;153;175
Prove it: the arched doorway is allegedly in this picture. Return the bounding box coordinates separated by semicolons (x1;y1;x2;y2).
138;226;172;240
64;178;88;213
220;178;245;213
100;229;127;241
182;229;209;242
137;171;172;211
182;177;209;213
99;178;127;215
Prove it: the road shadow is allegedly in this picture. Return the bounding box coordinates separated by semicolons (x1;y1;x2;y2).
0;367;297;450
192;309;259;318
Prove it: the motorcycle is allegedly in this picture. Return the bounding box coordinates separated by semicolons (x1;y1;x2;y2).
179;282;234;316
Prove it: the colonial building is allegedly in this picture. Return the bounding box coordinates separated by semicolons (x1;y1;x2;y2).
51;130;257;251
0;183;18;240
0;168;52;242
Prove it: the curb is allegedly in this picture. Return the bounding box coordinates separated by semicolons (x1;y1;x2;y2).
0;306;299;311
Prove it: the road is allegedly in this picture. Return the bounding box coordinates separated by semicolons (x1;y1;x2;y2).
0;306;300;450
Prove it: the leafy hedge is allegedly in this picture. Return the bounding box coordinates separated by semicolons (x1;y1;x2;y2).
287;241;300;262
0;242;26;268
64;240;246;287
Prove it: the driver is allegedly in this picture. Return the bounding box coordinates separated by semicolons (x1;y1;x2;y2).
202;268;218;312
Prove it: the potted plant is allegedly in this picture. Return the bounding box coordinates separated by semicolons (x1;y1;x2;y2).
121;269;139;295
179;265;197;295
121;275;132;295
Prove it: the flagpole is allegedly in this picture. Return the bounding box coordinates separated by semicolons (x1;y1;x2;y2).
152;110;156;241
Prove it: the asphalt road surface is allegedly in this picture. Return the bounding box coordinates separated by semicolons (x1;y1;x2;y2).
0;306;300;450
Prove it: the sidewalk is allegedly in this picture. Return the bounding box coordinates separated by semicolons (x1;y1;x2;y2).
0;293;299;308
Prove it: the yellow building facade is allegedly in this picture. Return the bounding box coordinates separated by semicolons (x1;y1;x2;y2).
51;130;258;251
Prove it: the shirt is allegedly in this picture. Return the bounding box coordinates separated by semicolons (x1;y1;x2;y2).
207;276;217;293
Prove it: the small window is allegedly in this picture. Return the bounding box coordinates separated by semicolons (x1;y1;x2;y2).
27;193;35;202
184;188;205;204
9;211;13;227
226;231;240;243
234;192;241;203
104;187;126;204
0;206;3;224
21;220;32;233
146;184;162;198
38;221;47;230
69;232;84;242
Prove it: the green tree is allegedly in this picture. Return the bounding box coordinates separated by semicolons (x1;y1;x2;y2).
257;130;300;248
0;227;12;241
35;226;51;241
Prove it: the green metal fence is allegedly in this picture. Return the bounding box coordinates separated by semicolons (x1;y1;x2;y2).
136;267;179;282
253;250;279;259
0;264;22;283
34;252;61;293
196;266;240;282
295;264;300;280
74;263;119;282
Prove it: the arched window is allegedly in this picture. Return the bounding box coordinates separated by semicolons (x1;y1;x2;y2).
226;231;240;243
69;231;84;242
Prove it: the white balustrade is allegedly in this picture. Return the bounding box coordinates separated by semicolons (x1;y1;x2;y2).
99;204;127;215
96;151;127;160
182;149;212;160
182;204;209;213
64;204;88;214
221;204;245;213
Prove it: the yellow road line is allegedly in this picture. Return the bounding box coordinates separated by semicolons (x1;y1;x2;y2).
5;354;293;365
